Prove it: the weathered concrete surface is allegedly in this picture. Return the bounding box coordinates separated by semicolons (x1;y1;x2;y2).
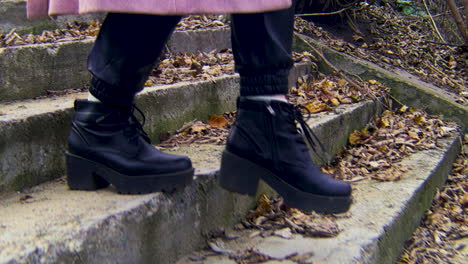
293;34;468;132
177;135;461;264
0;63;313;194
0;0;103;34
0;40;95;102
0;97;388;264
0;28;232;102
0;145;262;264
168;28;231;53
0;76;236;194
307;99;384;165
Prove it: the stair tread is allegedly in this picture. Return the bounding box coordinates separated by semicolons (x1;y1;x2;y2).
177;135;460;264
0;99;384;262
0;132;460;263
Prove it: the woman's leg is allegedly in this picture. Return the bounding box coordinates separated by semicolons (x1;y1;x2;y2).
66;13;194;194
88;13;182;107
220;4;352;213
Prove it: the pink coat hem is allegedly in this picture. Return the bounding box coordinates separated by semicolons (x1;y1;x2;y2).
27;0;292;18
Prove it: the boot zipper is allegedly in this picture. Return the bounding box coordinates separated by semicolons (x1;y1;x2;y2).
265;103;279;169
266;104;276;116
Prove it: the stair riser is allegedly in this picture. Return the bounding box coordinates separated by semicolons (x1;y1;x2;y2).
0;29;231;103
371;136;461;264
0;98;385;264
293;34;468;132
0;63;314;194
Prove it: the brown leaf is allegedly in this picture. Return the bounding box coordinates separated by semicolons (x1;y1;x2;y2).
207;115;228;128
348;130;370;145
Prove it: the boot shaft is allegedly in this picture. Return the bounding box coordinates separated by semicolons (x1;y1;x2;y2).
227;98;310;170
68;100;143;157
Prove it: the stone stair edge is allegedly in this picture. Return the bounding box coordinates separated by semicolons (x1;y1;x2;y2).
0;27;232;103
0;62;314;194
0;96;387;264
176;134;461;264
293;33;468;132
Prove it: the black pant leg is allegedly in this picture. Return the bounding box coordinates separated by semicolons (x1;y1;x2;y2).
88;13;182;107
231;1;296;96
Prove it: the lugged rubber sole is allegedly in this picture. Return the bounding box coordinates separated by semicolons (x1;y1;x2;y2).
66;152;194;194
219;150;352;214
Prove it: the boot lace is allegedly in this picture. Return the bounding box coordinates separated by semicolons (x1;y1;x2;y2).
127;105;151;144
293;105;331;164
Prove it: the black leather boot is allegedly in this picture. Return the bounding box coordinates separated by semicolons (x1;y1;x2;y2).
66;100;194;194
219;98;352;213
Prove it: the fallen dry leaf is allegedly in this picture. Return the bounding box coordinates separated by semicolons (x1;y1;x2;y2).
207;115;228;128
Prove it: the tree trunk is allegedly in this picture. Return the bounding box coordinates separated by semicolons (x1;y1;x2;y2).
446;0;468;44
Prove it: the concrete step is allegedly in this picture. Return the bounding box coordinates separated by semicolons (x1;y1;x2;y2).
0;28;231;103
0;97;386;264
0;62;314;194
0;0;104;35
176;134;461;264
293;33;468;132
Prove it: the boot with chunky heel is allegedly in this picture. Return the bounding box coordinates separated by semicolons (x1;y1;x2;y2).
219;98;352;214
66;100;194;194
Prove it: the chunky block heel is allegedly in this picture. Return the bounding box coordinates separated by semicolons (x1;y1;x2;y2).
66;152;110;190
220;151;352;214
66;151;194;194
219;150;261;196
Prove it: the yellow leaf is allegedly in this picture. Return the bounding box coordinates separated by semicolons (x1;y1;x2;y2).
340;97;354;104
290;87;299;95
321;79;336;89
414;115;426;125
377;145;389;152
408;107;418;113
399;105;409;113
460;193;468;208
350;96;360;102
448;56;456;67
352;35;364;41
368;80;379;85
337;79;348;86
377;117;390;128
190;59;203;73
305;102;329;113
407;131;419;139
189;124;207;134
330;98;340;106
144;80;154;87
257;194;272;212
207;115;228;128
321;166;335;174
361;125;369;134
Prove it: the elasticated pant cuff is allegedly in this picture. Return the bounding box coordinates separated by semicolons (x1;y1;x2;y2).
239;69;290;96
89;77;135;108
